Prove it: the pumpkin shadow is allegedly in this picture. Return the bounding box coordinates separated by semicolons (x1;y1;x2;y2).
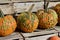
15;27;27;33
48;6;54;9
47;37;51;40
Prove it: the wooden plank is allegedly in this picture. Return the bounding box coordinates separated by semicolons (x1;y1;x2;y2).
0;2;60;14
55;26;60;36
0;33;58;40
55;26;60;32
0;0;11;3
12;0;60;2
0;0;59;3
0;32;23;40
21;28;58;37
13;2;43;13
14;2;60;13
0;4;14;14
12;0;41;2
25;33;58;40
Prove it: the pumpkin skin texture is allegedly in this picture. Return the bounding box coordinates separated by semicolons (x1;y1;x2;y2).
17;12;39;32
54;4;60;25
0;15;17;36
49;36;60;40
36;9;58;29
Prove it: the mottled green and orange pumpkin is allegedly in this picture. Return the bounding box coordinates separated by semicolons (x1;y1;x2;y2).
17;4;39;32
36;9;58;29
36;0;58;29
0;9;17;36
54;4;60;25
17;12;39;32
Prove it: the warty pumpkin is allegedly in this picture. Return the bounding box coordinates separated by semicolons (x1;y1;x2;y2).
0;9;17;36
36;9;58;29
17;4;39;32
36;0;58;29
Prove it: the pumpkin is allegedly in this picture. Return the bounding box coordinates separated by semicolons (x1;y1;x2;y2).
49;36;60;40
17;4;39;32
36;1;58;29
54;4;60;25
0;9;17;36
36;9;58;29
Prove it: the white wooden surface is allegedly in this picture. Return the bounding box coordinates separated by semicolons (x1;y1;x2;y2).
22;29;58;37
0;0;59;3
0;32;23;40
25;33;58;40
0;2;60;14
0;33;58;40
14;2;60;13
0;5;14;14
0;0;11;3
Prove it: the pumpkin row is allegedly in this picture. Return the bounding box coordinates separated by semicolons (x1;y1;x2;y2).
0;3;60;37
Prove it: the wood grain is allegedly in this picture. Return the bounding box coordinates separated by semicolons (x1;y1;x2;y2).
14;2;60;13
22;28;58;37
0;2;60;14
0;32;23;40
25;33;58;40
0;0;59;3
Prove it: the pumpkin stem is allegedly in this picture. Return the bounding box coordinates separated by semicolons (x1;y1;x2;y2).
0;9;4;18
28;4;35;12
44;0;46;12
44;0;50;12
27;4;35;15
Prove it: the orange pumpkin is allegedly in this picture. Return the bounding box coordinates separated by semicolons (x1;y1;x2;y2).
36;9;58;29
36;1;58;29
54;4;60;25
49;36;60;40
0;9;17;36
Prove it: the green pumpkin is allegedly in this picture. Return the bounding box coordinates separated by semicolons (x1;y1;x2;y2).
17;12;39;32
